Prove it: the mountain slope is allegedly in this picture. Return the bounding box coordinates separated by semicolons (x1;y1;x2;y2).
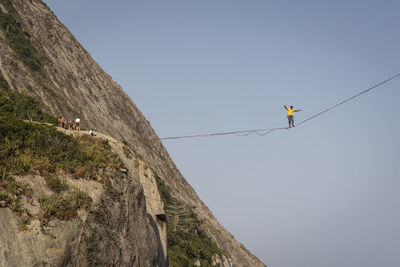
0;0;266;266
0;93;166;266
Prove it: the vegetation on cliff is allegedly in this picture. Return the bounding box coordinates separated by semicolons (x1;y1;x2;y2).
0;89;122;226
0;0;43;73
39;189;91;223
156;176;223;266
0;171;32;212
0;82;57;123
0;89;122;178
0;71;11;91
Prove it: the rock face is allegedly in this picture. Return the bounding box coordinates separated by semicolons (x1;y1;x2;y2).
0;131;167;267
0;0;266;266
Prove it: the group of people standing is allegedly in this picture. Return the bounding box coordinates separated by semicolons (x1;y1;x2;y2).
58;116;81;131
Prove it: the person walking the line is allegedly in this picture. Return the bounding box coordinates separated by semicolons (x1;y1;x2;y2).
284;105;301;128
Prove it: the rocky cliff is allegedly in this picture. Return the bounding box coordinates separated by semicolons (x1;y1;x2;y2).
0;0;266;266
0;124;166;266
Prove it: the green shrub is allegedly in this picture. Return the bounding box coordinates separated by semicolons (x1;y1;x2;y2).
0;170;32;212
122;145;133;159
72;135;123;179
44;173;68;193
156;176;223;266
0;71;10;91
0;89;57;124
39;189;91;222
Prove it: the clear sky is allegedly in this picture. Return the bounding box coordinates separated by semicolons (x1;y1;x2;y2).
43;1;400;266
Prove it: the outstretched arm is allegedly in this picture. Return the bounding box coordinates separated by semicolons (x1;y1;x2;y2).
294;109;302;112
284;105;288;111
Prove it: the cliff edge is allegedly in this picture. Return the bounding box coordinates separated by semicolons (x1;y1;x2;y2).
0;0;266;266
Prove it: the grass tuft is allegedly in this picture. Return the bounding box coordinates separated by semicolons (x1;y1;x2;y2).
44;173;68;193
39;188;92;223
0;170;32;213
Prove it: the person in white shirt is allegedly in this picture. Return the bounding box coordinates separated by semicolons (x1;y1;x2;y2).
75;118;81;131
